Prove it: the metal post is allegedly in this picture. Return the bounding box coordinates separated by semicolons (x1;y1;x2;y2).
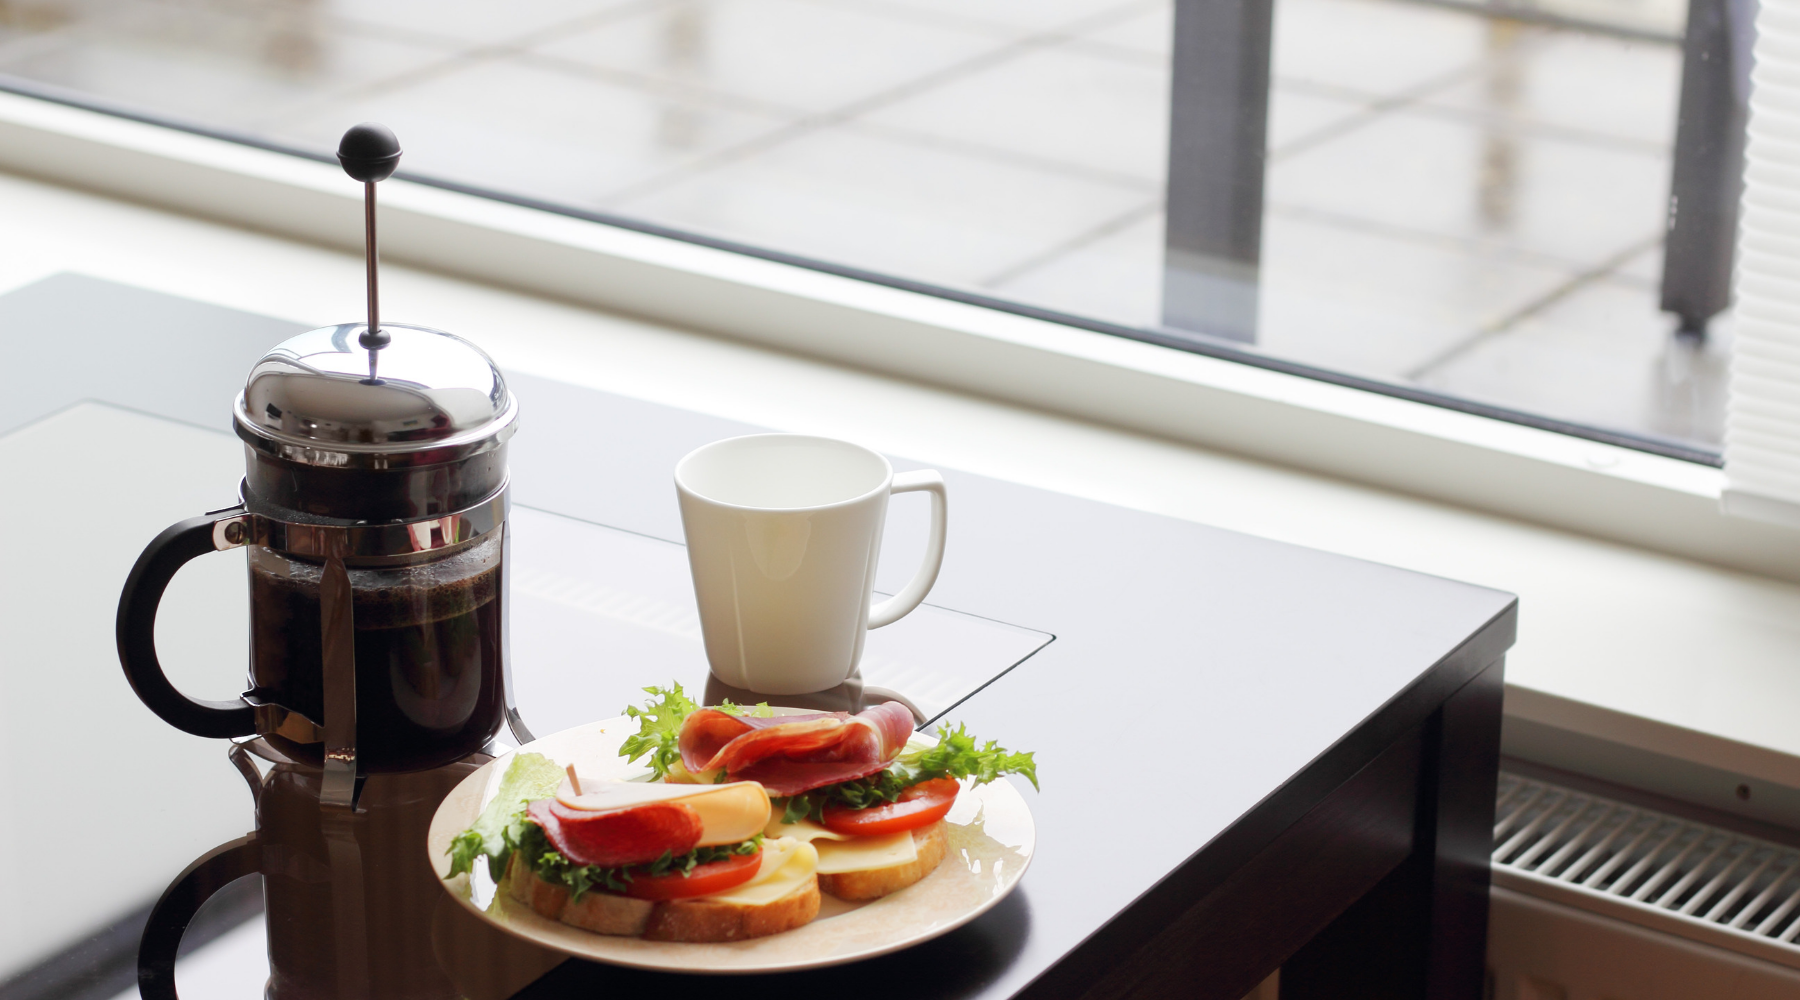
1161;0;1276;344
1661;0;1756;339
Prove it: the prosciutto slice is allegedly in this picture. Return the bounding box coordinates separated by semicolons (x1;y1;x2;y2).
678;701;916;796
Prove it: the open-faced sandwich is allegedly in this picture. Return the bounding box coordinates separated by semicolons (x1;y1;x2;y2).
447;750;820;942
444;683;1035;943
624;684;1037;903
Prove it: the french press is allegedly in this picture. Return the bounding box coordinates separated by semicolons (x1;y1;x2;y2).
117;124;529;806
119;124;539;999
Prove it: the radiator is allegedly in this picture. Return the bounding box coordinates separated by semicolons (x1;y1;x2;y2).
1488;770;1800;1000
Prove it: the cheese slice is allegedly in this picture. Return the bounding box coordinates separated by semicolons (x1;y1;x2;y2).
763;816;855;842
664;760;722;784
700;840;819;906
812;831;918;874
556;779;770;847
738;836;802;887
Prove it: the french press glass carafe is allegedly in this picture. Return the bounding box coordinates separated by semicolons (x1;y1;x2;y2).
116;123;528;807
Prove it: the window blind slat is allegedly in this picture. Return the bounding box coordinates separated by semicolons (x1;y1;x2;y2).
1727;0;1800;523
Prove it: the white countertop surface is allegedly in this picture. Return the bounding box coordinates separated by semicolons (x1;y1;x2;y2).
4;166;1797;780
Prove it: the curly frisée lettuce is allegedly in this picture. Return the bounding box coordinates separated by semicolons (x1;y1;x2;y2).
617;683;700;781
618;683;771;779
779;723;1038;824
447;752;565;882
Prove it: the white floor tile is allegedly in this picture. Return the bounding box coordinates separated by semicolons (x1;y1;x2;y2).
0;3;450;130
856;43;1168;183
831;0;1149;34
1417;278;1727;446
319;0;638;45
1072;0;1170;59
991;204;1579;378
1257;211;1576;378
533;0;1003;114
1266;107;1667;269
1418;25;1679;149
989;209;1163;326
1531;0;1684;37
1268;87;1371;155
1272;0;1487;98
267;57;791;206
1614;241;1663;286
615;123;1150;287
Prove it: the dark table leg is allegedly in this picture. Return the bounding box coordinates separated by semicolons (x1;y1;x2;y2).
1281;657;1505;1000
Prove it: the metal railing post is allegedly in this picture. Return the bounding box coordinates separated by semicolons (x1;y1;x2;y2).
1161;0;1276;344
1661;0;1756;339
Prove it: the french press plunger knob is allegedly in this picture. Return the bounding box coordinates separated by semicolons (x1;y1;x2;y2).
338;122;402;378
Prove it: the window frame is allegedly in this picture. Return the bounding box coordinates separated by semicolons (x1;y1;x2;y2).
1;83;1793;583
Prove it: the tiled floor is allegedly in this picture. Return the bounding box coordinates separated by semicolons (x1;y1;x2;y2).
0;0;1727;449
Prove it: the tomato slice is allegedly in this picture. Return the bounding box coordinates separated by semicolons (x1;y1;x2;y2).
819;777;959;837
620;848;763;901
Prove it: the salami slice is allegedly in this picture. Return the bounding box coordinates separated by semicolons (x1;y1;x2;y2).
677;701;917;796
527;797;703;867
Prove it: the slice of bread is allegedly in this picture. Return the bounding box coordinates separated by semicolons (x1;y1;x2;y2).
817;821;948;901
504;854;819;942
560;884;656;936
643;875;819;942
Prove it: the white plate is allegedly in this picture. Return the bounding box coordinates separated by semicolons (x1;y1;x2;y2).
426;716;1036;974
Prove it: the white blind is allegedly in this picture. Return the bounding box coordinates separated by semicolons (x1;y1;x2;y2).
1730;0;1800;528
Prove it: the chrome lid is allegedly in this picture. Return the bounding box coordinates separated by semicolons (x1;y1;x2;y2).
233;323;518;469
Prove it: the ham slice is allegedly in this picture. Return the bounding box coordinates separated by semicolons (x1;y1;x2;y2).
678;701;916;796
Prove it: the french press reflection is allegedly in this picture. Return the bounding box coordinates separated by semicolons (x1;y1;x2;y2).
117;125;533;998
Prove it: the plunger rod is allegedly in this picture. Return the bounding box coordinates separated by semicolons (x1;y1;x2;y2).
363;180;378;350
336;122;402;377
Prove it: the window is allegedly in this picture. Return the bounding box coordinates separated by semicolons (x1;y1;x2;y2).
0;0;1738;463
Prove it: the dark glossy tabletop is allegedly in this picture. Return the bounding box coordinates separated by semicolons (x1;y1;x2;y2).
0;273;1517;1000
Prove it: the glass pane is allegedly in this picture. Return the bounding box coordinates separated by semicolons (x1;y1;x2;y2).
0;0;1724;459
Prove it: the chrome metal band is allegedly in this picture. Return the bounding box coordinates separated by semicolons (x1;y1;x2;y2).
209;483;508;560
232;390;519;470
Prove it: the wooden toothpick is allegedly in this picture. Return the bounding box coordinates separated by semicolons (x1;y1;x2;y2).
565;763;582;795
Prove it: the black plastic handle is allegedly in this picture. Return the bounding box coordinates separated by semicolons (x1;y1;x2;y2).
139;835;262;1000
116;515;256;739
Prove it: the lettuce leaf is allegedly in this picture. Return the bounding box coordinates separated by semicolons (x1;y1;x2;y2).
903;723;1038;790
518;825;763;902
446;751;565;881
618;683;700;779
776;722;1037;822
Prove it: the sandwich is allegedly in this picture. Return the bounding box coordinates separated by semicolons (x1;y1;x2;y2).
446;752;820;942
443;683;1036;944
621;684;1037;902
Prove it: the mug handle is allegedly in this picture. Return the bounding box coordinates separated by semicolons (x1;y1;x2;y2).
116;510;257;739
138;834;262;1000
868;470;947;629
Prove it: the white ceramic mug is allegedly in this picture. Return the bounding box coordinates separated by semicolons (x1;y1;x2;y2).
675;434;948;695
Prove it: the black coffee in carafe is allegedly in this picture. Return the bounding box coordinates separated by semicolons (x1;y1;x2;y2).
248;534;506;772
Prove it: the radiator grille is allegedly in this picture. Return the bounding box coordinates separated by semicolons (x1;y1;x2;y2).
1492;772;1800;968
